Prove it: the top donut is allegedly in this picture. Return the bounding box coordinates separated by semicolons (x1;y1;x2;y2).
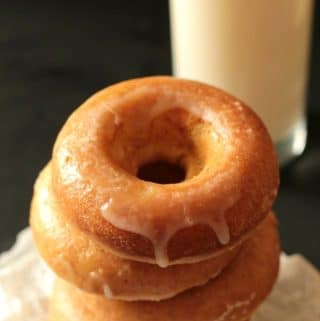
51;76;279;267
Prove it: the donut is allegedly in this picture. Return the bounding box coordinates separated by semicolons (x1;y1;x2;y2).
48;213;280;321
50;76;279;266
31;164;241;301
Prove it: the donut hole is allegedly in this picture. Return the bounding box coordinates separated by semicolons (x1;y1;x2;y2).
137;159;186;184
106;103;221;184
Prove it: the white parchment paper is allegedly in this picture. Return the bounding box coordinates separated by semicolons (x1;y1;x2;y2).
0;229;319;321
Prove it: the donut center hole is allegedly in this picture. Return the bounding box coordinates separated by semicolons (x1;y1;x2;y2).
106;104;222;184
137;160;186;184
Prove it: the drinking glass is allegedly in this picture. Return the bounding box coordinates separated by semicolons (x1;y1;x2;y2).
170;0;314;166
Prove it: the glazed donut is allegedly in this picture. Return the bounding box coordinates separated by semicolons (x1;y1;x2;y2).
48;213;280;321
50;76;279;266
31;164;240;301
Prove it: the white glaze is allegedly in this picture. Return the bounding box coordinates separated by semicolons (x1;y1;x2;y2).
147;87;229;139
214;293;256;321
100;160;240;268
84;259;224;302
87;268;223;302
102;284;113;299
101;190;237;268
98;85;231;141
208;216;230;245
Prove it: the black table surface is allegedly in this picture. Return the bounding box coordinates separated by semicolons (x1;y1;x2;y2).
1;1;319;268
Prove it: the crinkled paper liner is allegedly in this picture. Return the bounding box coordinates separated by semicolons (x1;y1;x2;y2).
0;229;319;321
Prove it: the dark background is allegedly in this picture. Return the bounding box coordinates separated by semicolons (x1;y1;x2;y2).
1;1;319;267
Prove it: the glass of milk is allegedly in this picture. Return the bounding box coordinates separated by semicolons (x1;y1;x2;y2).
169;0;314;166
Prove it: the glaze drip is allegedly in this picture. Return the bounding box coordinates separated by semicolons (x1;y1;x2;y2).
209;217;230;245
101;182;239;267
214;293;256;321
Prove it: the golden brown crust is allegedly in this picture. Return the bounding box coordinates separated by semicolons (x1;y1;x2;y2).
30;164;241;301
48;214;280;321
48;76;279;264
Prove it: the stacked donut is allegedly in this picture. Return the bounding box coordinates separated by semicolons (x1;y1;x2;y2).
30;77;280;321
